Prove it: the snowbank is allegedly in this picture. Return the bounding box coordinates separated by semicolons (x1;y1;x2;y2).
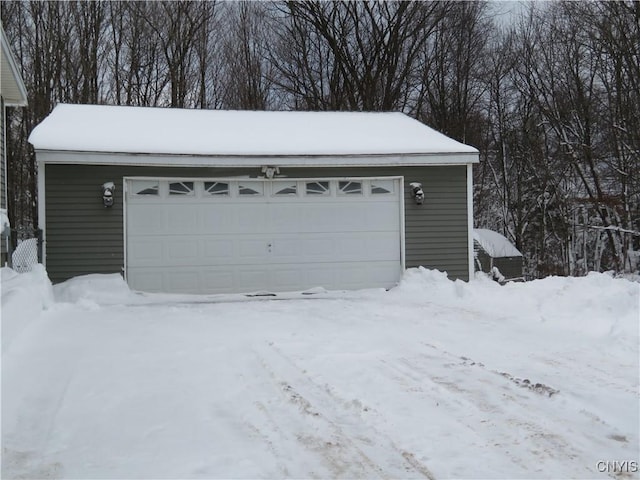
394;267;639;341
53;273;137;306
45;268;640;343
10;266;640;346
1;265;54;353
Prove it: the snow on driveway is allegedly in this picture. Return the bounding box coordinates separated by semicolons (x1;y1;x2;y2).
2;268;639;479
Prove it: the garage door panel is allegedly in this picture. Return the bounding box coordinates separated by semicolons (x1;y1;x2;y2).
126;178;402;294
127;207;165;234
271;236;337;259
196;204;236;232
236;268;270;291
203;238;236;259
270;267;304;290
334;262;402;288
270;232;400;262
202;269;236;292
128;239;163;266
167;239;199;261
238;238;269;259
197;204;270;235
363;203;402;230
283;203;394;234
268;262;398;292
360;232;403;258
268;204;304;230
167;270;201;293
164;205;199;232
232;205;270;233
128;270;164;292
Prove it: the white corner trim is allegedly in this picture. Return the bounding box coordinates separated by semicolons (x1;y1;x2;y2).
37;160;46;266
467;163;474;281
399;177;406;273
122;177;127;282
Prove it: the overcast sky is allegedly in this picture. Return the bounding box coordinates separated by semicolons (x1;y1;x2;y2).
489;0;532;26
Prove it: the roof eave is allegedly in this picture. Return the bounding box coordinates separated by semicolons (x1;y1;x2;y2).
33;149;480;167
0;25;28;106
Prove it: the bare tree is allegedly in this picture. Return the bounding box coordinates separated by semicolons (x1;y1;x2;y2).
136;1;215;108
2;1;75;230
272;1;452;111
416;1;490;146
220;2;274;109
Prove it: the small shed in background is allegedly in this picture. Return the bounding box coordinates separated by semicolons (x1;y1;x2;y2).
473;228;523;281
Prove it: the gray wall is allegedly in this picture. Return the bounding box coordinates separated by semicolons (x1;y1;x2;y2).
44;163;470;284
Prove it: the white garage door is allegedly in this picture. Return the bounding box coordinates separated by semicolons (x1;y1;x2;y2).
125;177;403;294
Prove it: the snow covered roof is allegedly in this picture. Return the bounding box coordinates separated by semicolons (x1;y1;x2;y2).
473;229;522;258
28;104;479;161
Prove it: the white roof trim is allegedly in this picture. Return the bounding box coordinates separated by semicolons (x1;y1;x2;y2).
0;24;28;106
35;150;479;167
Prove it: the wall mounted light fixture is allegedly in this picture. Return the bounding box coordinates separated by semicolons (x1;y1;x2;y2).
261;166;280;179
409;182;424;205
102;182;115;208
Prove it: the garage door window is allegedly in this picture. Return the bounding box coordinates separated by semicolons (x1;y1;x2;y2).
169;181;195;196
239;182;263;196
371;180;394;194
133;180;159;196
274;182;297;196
204;181;229;196
338;181;362;195
305;181;330;196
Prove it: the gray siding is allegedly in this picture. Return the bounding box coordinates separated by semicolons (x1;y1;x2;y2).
45;164;470;284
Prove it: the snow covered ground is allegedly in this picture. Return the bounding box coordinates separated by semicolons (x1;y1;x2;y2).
2;267;639;479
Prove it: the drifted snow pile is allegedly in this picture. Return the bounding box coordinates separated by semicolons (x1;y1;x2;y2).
52;273;136;306
393;266;639;342
1;265;54;353
5;267;639;341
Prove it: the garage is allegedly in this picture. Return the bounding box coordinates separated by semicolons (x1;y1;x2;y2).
125;177;403;294
29;104;479;293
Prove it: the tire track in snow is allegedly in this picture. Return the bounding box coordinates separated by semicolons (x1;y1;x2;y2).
425;340;638;444
254;355;388;478
251;342;437;479
1;318;86;479
242;403;292;479
380;345;619;476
